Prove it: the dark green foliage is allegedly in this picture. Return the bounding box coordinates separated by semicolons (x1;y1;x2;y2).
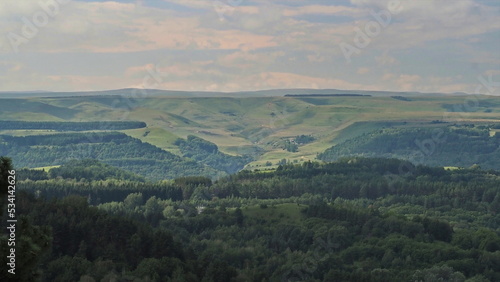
412;265;466;282
294;134;315;144
318;125;500;170
0;99;77;119
391;96;412;101
275;135;314;153
212;158;422;199
0;216;52;281
442;101;500;112
13;193;191;281
19;179;183;204
1;158;52;280
174;176;212;187
174;176;212;200
202;260;238;282
277;158;288;165
0;131;130;146
283;140;298;152
234;208;243;225
0;120;146;131
174;135;251;174
420;217;454;242
6;155;500;281
0;156;13;216
48;159;145;182
0;132;221;180
17;168;49;181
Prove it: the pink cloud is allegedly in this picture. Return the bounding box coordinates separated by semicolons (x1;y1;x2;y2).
357;67;370;74
283;5;358;16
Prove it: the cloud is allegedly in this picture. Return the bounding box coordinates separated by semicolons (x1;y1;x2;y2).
344;0;500;53
0;0;498;94
1;0;277;54
382;73;394;81
377;73;422;92
283;5;358;17
375;53;399;65
162;0;213;9
485;70;500;76
396;74;421;91
218;50;285;69
357;67;370;74
0;61;24;73
212;72;373;92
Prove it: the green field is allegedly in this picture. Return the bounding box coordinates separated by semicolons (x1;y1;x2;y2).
2;94;500;167
121;127;182;154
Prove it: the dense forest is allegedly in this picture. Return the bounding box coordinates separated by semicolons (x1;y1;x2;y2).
2;156;500;281
174;135;251;174
0;132;225;180
44;159;146;182
0;121;147;131
318;124;500;170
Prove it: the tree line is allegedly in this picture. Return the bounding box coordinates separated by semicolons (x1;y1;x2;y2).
3;156;500;281
0;120;146;131
0;132;223;180
318;124;500;170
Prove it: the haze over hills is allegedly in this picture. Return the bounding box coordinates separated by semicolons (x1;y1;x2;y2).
1;89;500;178
2;0;499;280
0;88;470;99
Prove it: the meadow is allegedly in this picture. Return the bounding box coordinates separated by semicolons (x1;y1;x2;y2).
1;93;500;169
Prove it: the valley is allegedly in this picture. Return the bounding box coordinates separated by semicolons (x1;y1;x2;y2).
1;92;500;177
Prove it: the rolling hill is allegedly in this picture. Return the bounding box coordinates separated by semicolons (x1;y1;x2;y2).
318;124;500;170
1;89;500;176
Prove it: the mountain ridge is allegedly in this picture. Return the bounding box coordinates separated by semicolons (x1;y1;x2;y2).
0;88;474;98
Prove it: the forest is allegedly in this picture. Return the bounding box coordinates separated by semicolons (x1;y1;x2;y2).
0;132;226;180
318;124;500;170
1;156;500;281
0;121;147;131
174;135;251;174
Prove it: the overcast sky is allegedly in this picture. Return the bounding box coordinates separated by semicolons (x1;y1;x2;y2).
0;0;499;94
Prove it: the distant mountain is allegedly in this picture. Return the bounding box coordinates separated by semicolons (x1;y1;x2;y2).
0;88;469;98
1;93;498;171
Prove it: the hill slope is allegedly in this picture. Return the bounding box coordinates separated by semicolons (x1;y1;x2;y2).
318;124;500;169
0;132;223;180
1;93;500;170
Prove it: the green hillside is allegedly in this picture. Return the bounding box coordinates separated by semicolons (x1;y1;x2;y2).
0;120;146;131
47;159;146;182
0;132;223;180
1;94;500;172
174;135;251;174
318;124;500;170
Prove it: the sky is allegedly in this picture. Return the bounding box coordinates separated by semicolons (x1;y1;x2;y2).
0;0;499;94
